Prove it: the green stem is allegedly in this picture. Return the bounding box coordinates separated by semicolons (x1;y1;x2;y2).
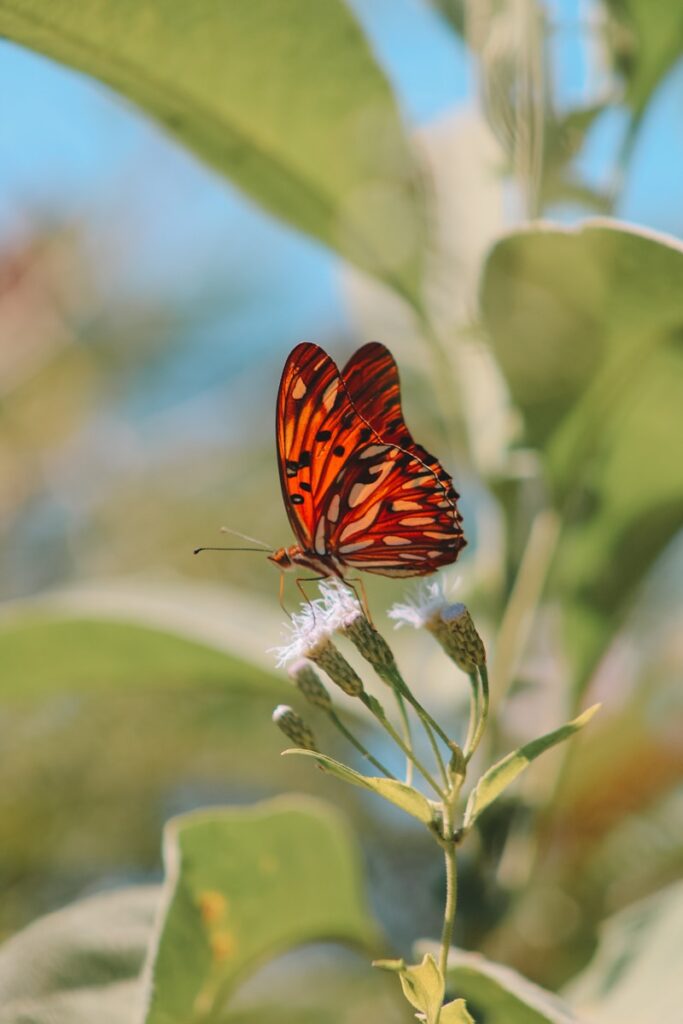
394;690;414;786
360;693;444;798
438;803;458;979
328;711;396;780
463;672;480;757
465;664;490;763
383;664;449;788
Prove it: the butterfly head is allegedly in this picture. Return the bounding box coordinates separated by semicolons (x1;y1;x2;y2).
268;545;296;570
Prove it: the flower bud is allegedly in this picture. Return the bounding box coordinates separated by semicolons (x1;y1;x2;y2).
343;613;396;673
309;639;365;697
272;705;318;750
428;603;485;673
288;659;333;711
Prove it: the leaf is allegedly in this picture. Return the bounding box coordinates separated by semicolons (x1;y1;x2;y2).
142;796;379;1023
464;705;600;828
374;954;445;1023
440;999;476;1023
481;220;683;685
565;880;683;1024
0;0;427;303
418;944;581;1024
0;614;284;698
603;0;683;120
282;749;436;825
0;886;158;1024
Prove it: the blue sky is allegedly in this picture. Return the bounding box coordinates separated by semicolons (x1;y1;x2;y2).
1;0;682;413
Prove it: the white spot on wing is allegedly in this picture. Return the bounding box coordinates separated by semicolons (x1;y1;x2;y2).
314;518;326;555
383;535;411;546
399;516;433;526
339;539;374;554
322;380;338;411
360;444;389;459
392;500;421;512
339;502;381;541
292;376;307;400
327;494;340;523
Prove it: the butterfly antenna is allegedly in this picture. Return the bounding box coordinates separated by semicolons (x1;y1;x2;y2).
219;526;272;549
193;546;267;555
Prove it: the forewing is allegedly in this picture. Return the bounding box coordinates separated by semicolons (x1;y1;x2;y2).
276;343;380;554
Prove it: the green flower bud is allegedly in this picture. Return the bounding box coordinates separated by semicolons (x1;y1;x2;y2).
288;659;333;711
428;603;486;673
309;639;365;697
342;613;396;673
272;705;318;750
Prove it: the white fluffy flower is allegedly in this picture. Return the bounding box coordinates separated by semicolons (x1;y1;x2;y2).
388;578;458;630
272;598;330;667
318;579;363;632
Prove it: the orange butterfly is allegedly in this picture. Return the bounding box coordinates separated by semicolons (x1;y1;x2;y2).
268;342;466;599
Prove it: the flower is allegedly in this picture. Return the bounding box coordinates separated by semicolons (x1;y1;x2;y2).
272;599;330;668
318;578;364;632
388;579;452;630
273;589;365;697
288;659;333;711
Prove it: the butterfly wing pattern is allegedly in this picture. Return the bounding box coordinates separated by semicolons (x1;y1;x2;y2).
276;342;465;579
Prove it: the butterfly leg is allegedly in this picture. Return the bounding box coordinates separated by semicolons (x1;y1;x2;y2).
295;576;327;615
343;576;373;623
278;572;293;619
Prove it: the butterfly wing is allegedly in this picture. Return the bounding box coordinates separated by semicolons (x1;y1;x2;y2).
325;343;466;576
276;342;375;557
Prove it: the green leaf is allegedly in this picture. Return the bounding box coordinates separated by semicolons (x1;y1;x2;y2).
464;705;600;828
143;796;379;1023
0;0;427;303
0;886;157;1023
440;998;476;1023
282;748;436;825
565;880;683;1024
481;220;683;684
375;954;445;1023
0;614;284;698
603;0;683;121
418;945;581;1024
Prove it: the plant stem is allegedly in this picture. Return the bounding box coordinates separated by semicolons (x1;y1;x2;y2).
438;802;458;978
360;693;444;798
464;664;490;763
328;711;396;780
383;664;449;788
393;690;414;786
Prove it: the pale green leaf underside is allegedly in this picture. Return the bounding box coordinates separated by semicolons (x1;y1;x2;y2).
481;220;683;686
441;998;476;1023
143;796;379;1023
283;749;436;825
464;705;600;828
374;954;445;1023
0;0;427;302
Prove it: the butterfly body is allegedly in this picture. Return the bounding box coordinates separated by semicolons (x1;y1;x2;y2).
273;342;466;585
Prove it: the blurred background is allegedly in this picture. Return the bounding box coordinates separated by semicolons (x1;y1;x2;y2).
1;0;682;1015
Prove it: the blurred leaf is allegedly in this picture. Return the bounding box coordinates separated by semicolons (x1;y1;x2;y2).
464;705;600;828
565;880;683;1024
0;614;284;697
0;886;157;1024
481;221;683;684
283;749;436;825
143;796;379;1023
375;954;444;1023
0;0;427;304
420;945;581;1023
603;0;683;120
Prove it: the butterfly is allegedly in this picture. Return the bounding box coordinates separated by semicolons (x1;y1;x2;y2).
268;342;466;597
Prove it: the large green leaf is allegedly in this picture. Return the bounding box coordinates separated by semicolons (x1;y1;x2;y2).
0;0;427;303
565;880;683;1024
0;886;157;1024
418;945;581;1024
481;220;683;683
143;796;380;1023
